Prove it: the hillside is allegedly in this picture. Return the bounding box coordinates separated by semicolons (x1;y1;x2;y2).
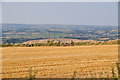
22;38;96;44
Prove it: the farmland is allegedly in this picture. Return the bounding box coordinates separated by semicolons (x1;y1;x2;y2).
2;24;118;44
2;45;118;78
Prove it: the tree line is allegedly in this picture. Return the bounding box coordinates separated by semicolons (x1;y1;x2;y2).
0;40;120;47
0;40;119;47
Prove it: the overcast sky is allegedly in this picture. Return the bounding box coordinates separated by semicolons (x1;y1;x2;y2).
2;2;118;26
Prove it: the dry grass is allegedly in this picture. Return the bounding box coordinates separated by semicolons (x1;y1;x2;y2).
2;45;118;78
22;38;95;44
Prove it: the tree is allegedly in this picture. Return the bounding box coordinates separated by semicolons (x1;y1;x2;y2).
57;41;61;46
71;40;74;46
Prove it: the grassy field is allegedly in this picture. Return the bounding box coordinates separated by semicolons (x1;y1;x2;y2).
2;45;118;78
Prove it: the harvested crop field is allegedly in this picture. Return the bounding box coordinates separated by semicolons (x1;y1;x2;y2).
2;45;118;78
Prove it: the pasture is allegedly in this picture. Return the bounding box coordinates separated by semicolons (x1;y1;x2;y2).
2;45;118;78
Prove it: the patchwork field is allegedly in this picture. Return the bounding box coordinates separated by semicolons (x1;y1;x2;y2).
2;45;118;78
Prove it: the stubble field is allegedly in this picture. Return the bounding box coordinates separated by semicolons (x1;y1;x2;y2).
2;45;118;78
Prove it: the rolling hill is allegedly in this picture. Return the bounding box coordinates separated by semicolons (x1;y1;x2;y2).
22;38;96;44
2;24;118;43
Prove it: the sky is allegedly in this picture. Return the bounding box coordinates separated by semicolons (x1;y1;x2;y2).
1;2;118;26
1;0;120;2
